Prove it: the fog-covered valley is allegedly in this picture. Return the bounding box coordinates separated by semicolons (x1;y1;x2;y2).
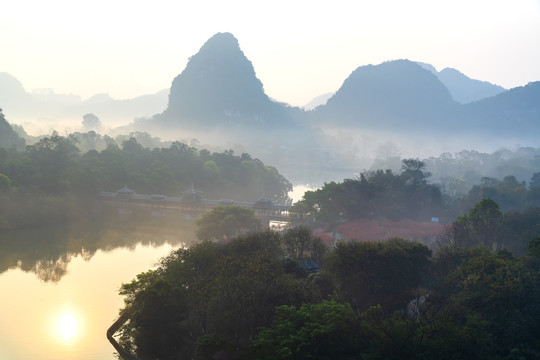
2;3;540;357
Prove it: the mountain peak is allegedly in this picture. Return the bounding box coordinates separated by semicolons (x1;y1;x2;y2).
317;59;455;129
414;62;506;103
160;32;292;128
198;32;240;52
437;67;506;103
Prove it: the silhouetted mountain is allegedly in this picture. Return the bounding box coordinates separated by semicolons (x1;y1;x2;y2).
461;81;540;136
155;32;298;130
314;60;457;131
416;62;506;103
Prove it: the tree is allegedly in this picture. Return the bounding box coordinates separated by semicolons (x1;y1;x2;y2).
0;108;25;150
282;225;327;262
452;199;503;248
444;247;540;357
82;113;101;131
401;158;431;186
25;131;80;193
325;238;431;313
118;231;319;359
0;173;12;191
251;299;358;360
196;206;261;240
530;172;540;189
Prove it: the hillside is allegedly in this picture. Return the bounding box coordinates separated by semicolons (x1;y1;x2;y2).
313;60;457;131
461;81;540;137
0;109;25;150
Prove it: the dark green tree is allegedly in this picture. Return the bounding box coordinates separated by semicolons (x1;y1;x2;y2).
196;206;261;240
452;199;503;248
401;158;431;186
325;238;431;312
282;225;327;262
251;299;358;360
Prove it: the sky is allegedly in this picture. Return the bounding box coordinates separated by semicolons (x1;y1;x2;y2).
2;0;540;107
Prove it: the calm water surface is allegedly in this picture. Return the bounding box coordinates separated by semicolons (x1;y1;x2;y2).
0;221;195;360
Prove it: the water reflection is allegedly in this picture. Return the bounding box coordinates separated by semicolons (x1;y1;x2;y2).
52;307;82;343
0;218;196;282
0;219;196;360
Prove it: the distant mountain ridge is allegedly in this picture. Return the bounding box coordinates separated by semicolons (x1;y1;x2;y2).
416;62;506;103
313;59;538;137
303;93;334;110
0;72;168;129
1;32;539;149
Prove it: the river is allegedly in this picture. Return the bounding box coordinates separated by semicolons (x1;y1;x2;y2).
0;219;196;360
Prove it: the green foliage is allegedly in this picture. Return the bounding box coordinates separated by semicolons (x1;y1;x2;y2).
196;206;261;240
282;225;327;262
0;133;292;230
459;174;533;212
452;198;503;248
528;237;540;258
441;247;540;357
194;334;228;360
451;199;540;255
118;231;321;359
401;158;431;186
118;226;540;360
0;109;25;150
325;238;432;312
296;163;443;223
251;299;358;360
0;173;12;191
424;148;540;201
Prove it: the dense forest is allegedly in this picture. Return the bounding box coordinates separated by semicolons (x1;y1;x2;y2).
294;159;540;253
116;226;540;360
110;155;540;359
0;128;291;230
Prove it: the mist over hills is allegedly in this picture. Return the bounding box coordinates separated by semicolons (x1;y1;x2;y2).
311;60;537;138
1;32;539;184
461;81;540;135
0;72;167;133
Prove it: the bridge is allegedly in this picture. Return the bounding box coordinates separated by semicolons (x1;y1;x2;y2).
98;186;300;223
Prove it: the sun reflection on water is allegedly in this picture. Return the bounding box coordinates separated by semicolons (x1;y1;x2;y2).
51;307;83;344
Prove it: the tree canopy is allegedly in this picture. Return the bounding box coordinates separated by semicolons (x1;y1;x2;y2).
117;229;540;360
0;133;292;230
294;159;443;223
195;206;261;240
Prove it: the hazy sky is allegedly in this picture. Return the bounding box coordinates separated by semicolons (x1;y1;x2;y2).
2;0;540;106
